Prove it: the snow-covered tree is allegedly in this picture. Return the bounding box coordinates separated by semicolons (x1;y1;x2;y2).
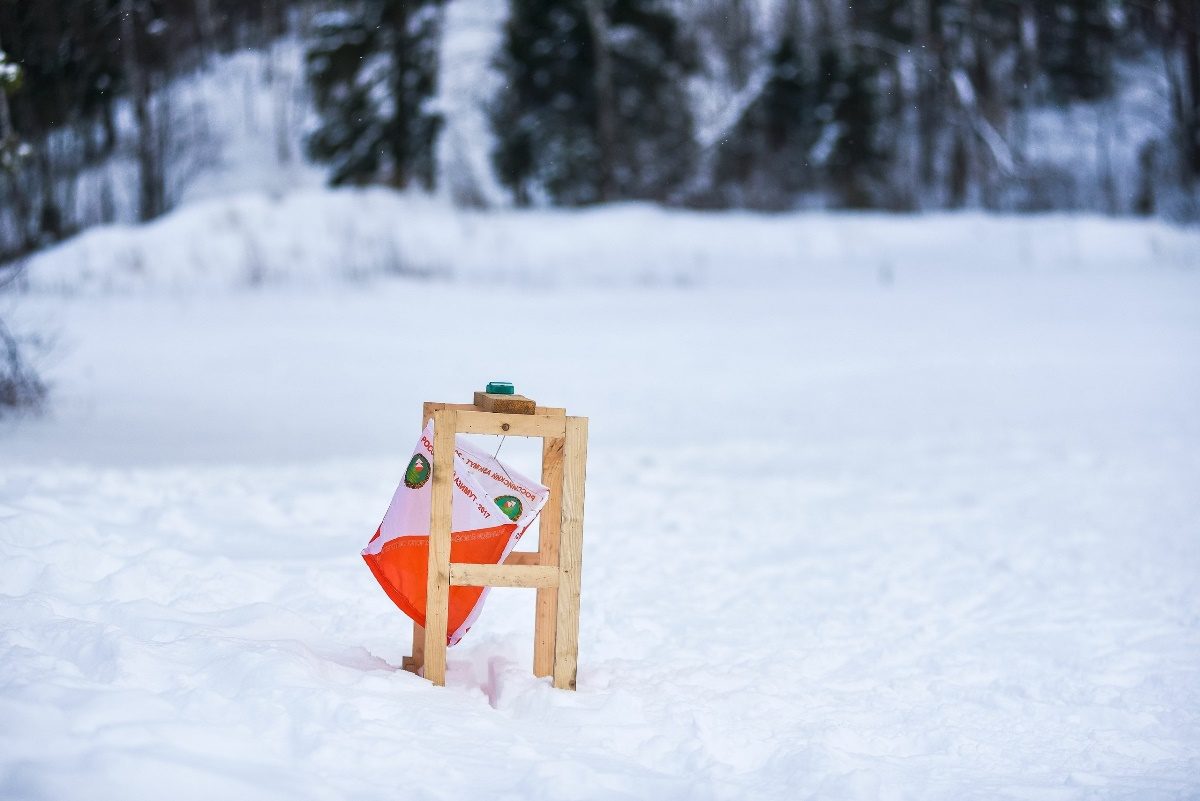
306;0;445;188
713;8;888;210
712;30;806;209
1039;0;1116;103
491;0;698;205
0;51;45;414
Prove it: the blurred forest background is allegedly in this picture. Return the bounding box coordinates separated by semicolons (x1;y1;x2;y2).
0;0;1198;265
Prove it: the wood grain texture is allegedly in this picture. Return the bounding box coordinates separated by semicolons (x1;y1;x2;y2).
534;434;565;678
503;551;540;566
424;401;563;418
552;417;588;690
449;563;559;588
422;408;457;686
403;623;424;673
454;409;567;438
424;402;476;419
473;391;537;415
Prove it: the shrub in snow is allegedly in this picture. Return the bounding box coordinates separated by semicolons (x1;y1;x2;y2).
0;263;45;415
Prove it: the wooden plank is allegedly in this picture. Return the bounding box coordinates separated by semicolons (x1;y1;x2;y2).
455;409;567;438
449;563;559;588
426;402;563;421
410;400;440;674
409;402;440;674
422;408;457;686
533;434;564;678
504;551;540;566
552;417;587;690
473;391;537;415
403;622;425;673
423;402;475;422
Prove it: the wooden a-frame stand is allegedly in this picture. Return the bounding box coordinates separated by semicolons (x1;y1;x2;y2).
401;396;588;690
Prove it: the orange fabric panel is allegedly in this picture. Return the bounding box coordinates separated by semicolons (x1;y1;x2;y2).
363;522;517;645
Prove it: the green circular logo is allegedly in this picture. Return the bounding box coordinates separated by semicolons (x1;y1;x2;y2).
404;453;431;489
494;495;522;521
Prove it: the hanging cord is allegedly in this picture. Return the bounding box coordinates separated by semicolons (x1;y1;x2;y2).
492;435;514;481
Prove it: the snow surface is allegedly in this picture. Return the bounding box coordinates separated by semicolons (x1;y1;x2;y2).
2;197;1200;799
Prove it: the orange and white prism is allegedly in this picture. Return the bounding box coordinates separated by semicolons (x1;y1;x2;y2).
363;421;549;645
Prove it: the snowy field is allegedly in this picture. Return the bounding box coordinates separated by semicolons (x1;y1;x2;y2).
2;200;1199;799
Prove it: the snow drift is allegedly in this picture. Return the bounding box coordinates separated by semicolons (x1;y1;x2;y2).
18;189;1200;294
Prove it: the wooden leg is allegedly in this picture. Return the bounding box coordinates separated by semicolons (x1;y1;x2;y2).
423;408;457;686
552;417;587;691
533;435;564;678
408;404;434;674
403;622;425;673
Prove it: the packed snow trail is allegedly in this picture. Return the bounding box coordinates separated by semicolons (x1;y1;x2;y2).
2;227;1199;799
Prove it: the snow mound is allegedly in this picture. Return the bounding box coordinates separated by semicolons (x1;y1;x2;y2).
19;189;1200;294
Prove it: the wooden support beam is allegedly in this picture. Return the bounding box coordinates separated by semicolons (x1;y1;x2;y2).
454;409;567;438
423;402;476;419
403;623;425;673
533;434;564;678
449;563;559;588
424;401;565;418
422;408;457;686
552;417;588;691
504;551;540;566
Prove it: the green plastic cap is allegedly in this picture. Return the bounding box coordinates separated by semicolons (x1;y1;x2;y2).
486;381;515;395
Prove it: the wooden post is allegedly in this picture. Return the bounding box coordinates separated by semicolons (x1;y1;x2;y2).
405;404;439;674
402;624;424;673
533;434;564;677
552;417;588;690
422;408;457;686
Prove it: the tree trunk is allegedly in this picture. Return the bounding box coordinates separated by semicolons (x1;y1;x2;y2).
0;49;33;255
1179;0;1200;179
389;0;411;188
1012;0;1036;158
195;0;217;63
120;0;163;222
584;0;616;203
0;56;13;142
915;0;938;197
949;124;969;208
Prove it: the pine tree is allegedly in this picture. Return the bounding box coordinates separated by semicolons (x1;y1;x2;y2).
491;1;596;204
1039;0;1116;102
714;24;888;210
491;0;698;205
306;0;445;188
0;52;46;414
821;47;888;208
713;30;817;208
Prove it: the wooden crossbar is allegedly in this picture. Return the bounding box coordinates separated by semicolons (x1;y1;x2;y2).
454;409;567;437
449;563;559;588
423;402;566;417
410;397;587;691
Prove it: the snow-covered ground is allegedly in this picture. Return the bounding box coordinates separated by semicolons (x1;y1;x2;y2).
2;200;1199;799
